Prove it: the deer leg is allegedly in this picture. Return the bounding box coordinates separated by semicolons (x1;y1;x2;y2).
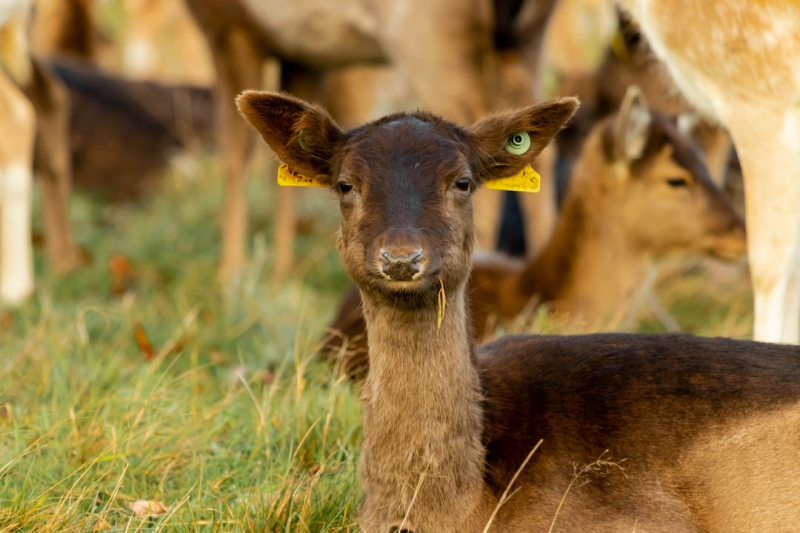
0;72;35;304
210;29;261;284
732;106;800;343
26;59;80;273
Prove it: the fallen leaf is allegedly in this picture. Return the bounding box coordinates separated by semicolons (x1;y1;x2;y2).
209;351;228;365
0;311;12;329
132;322;156;361
0;403;11;423
128;500;169;518
31;229;45;247
109;253;136;295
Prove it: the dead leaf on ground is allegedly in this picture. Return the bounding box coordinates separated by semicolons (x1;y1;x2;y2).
0;311;12;329
0;403;11;423
209;351;228;365
132;322;156;361
109;253;137;295
128;500;169;518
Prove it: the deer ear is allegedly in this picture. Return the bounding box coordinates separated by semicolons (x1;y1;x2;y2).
236;90;344;187
469;98;579;192
612;85;651;163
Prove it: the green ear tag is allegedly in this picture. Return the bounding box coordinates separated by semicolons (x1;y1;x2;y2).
297;129;311;153
504;132;531;155
277;164;326;187
486;165;540;193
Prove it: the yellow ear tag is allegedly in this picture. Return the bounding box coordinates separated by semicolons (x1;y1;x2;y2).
486;165;540;193
277;163;326;187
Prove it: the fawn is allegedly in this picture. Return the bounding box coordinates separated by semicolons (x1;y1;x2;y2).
238;90;800;533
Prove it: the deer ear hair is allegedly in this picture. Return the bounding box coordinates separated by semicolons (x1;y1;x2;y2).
612;85;651;163
236;90;344;187
469;97;579;190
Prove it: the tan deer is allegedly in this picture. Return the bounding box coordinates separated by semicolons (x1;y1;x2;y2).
613;1;800;343
239;90;800;533
121;0;213;85
0;0;35;304
320;86;746;376
184;0;559;282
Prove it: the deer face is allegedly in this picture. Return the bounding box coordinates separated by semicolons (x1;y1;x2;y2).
599;87;746;261
332;117;477;304
236;91;578;305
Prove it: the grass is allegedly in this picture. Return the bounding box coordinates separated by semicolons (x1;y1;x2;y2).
0;145;753;531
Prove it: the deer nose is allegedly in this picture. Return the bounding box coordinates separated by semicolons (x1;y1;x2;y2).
380;249;423;281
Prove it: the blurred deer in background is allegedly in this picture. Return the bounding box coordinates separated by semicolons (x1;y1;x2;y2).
121;0;213;85
0;0;82;305
614;0;800;343
0;0;36;304
320;86;746;376
184;0;561;283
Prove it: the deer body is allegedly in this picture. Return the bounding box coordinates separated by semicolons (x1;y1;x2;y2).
614;0;800;343
239;91;800;532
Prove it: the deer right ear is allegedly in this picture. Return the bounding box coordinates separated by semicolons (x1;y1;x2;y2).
236;91;344;187
469;97;579;190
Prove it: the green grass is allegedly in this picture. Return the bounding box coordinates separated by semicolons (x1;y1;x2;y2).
0;151;753;532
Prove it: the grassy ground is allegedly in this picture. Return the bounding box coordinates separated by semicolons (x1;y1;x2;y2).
0;149;754;532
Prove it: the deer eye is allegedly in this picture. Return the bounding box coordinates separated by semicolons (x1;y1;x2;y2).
666;177;688;188
454;178;471;192
336;181;354;195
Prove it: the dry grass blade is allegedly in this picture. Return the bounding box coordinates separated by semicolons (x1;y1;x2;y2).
481;439;542;533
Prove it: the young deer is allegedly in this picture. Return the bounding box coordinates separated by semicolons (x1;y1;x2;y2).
613;0;800;343
321;86;746;376
239;90;800;533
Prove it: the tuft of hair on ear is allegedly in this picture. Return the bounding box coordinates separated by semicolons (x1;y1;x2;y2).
469;97;579;183
236;90;344;183
610;85;652;163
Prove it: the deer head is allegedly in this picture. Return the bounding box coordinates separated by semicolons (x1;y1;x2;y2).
596;86;746;261
237;91;578;306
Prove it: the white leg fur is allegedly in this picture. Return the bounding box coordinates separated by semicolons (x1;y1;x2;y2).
738;107;800;343
0;163;34;304
0;37;36;305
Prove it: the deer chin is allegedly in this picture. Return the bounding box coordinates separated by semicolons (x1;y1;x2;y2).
359;269;443;308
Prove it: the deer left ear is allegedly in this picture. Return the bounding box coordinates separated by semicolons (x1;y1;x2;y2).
236;90;344;187
469;97;579;191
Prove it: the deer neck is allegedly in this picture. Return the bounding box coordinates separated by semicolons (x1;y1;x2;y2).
358;283;486;531
519;177;653;327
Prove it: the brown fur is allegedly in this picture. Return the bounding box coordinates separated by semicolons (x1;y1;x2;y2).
239;91;800;533
322;88;745;376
